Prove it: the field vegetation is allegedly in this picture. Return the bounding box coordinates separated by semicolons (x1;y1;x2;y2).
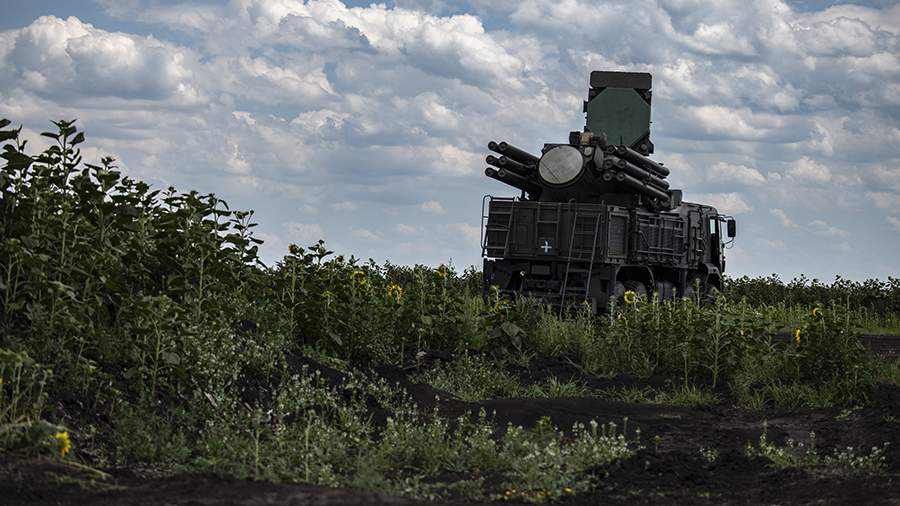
1;120;898;503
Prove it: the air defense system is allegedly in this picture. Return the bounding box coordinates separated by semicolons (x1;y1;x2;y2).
481;71;736;312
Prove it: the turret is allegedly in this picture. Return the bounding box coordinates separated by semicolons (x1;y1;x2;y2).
483;71;682;211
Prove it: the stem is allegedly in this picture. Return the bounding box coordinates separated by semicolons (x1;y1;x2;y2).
151;318;161;399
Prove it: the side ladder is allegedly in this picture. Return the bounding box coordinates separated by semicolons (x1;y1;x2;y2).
560;208;603;312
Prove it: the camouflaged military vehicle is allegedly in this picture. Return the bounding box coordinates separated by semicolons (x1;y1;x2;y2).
481;71;736;312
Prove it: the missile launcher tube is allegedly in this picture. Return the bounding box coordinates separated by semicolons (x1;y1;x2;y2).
497;155;533;174
615;145;670;178
489;141;540;166
611;157;670;190
487;155;532;178
617;171;670;202
485;167;542;197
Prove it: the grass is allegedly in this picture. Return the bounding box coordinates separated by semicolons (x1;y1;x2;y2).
597;385;720;408
746;429;889;477
410;353;594;401
1;119;897;501
191;367;637;501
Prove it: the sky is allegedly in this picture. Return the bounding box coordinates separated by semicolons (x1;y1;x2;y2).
1;0;898;281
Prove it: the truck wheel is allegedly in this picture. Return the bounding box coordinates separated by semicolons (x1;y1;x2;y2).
682;277;702;302
704;284;721;304
655;280;675;302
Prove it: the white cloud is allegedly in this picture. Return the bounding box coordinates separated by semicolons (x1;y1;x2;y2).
862;165;900;193
332;201;358;211
420;200;445;214
395;224;418;235
834;241;852;253
708;162;766;186
690;192;752;214
788;156;832;183
808;219;849;238
760;239;786;251
2;16;204;105
888;216;900;233
868;192;900;210
446;223;481;244
668;105;799;142
351;228;380;240
769;208;796;228
208;56;334;105
284;222;326;244
4;1;900;279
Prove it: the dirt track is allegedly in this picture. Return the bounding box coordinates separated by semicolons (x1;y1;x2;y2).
3;348;899;506
854;334;900;357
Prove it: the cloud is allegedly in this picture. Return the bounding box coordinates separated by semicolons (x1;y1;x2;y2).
760;239;787;251
769;208;796;228
395;224;418;235
284;222;326;244
207;56;334;105
332;201;358;211
2;16;204;105
888;216;900;233
690;192;752;214
708;162;766;186
110;0;525;87
868;192;900;210
788;157;832;183
4;0;900;280
666;105;806;142
808;220;849;238
351;228;380;240
446;223;481;244
420;200;445;214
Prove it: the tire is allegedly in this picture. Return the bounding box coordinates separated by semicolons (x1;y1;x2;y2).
704;284;721;305
682;277;701;302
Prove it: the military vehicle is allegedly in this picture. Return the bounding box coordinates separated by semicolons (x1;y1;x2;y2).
481;71;736;312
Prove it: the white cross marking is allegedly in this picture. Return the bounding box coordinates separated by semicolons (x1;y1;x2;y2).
541;240;552;253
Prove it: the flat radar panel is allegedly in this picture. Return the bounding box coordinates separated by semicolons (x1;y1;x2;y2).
538;145;583;186
586;88;650;148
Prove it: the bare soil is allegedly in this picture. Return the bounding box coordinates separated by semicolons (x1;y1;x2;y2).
3;344;899;506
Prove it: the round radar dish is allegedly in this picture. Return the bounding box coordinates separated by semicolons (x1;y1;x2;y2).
538;146;584;186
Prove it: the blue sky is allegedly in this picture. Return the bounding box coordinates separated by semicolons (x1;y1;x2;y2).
1;0;898;281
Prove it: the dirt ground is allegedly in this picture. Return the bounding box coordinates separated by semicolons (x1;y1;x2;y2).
3;344;899;506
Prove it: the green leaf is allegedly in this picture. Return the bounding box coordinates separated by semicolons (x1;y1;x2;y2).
1;151;33;169
40;131;59;140
0;119;10;129
0;131;17;142
501;321;524;338
71;132;85;145
161;351;181;365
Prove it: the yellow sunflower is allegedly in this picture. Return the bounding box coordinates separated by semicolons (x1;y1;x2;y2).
351;270;367;286
54;431;71;458
387;283;403;302
623;290;637;305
